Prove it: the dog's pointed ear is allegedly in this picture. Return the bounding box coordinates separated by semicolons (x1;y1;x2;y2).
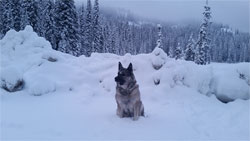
127;63;133;72
118;62;123;70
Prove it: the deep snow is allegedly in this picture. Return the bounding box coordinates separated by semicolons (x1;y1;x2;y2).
0;26;249;140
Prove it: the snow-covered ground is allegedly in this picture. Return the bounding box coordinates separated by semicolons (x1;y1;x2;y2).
0;26;249;140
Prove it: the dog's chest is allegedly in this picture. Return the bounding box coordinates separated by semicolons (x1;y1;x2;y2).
120;95;135;108
122;97;131;105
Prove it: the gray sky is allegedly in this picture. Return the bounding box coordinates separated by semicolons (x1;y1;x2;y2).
76;0;249;32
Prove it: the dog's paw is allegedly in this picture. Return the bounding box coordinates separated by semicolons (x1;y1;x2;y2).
132;116;139;121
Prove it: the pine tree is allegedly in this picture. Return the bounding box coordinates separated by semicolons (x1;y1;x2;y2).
169;38;178;58
20;9;29;31
169;46;175;58
92;0;102;53
20;0;39;32
99;27;105;52
175;43;183;60
37;0;46;36
85;0;93;56
0;0;4;38
156;24;163;49
1;0;12;34
110;26;118;54
185;34;195;61
54;0;80;56
195;0;212;65
78;3;86;55
226;35;235;63
58;28;69;54
102;24;111;53
43;0;56;49
20;0;29;30
10;0;21;31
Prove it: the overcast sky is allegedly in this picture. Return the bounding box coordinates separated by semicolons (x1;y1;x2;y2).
76;0;249;32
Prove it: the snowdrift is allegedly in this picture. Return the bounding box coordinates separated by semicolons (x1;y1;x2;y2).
0;26;249;140
1;26;249;101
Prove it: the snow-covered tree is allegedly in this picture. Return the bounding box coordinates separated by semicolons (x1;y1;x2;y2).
195;0;212;65
92;0;102;53
185;34;195;61
36;0;45;36
0;0;4;38
156;24;163;49
21;0;39;32
58;28;69;54
1;0;12;35
85;0;93;56
175;43;183;60
78;3;86;55
54;0;80;56
102;24;111;53
110;25;119;54
42;0;56;49
20;3;29;30
10;0;21;31
151;24;167;70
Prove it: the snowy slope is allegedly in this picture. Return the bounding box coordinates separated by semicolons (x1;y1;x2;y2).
0;26;249;140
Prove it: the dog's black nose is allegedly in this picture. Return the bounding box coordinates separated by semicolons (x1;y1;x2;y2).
115;76;118;82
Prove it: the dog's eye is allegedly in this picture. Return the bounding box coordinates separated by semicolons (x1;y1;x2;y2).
119;73;125;76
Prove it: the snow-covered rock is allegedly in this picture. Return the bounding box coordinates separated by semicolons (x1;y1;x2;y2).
0;67;24;92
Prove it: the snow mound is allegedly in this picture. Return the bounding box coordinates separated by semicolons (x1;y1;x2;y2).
0;26;57;94
0;26;249;102
0;25;52;70
27;76;56;96
211;63;250;102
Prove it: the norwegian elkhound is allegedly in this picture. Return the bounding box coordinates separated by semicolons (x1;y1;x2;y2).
115;62;144;120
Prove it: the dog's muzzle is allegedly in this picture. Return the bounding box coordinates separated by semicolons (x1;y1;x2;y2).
115;76;125;85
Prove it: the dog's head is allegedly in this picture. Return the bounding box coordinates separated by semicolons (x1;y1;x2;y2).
115;62;134;86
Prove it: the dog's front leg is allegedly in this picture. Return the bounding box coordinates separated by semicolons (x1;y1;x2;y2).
116;104;123;118
133;101;142;121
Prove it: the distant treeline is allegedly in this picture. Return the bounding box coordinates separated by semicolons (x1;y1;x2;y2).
0;0;249;62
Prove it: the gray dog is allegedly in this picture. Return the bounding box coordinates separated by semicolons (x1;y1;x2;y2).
115;62;144;120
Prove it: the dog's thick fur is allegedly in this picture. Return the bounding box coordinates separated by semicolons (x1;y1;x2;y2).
115;62;144;120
